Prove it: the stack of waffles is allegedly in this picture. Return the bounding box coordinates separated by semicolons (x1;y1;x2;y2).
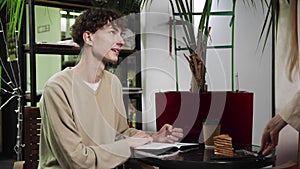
213;134;234;157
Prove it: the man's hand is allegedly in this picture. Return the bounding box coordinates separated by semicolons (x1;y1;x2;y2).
153;124;183;143
125;131;153;148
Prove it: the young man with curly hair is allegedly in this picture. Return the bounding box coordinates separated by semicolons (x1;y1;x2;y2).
38;8;183;169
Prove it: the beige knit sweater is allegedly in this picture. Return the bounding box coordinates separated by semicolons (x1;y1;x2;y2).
38;68;139;169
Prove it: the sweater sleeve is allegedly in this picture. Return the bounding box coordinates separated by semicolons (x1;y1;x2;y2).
278;90;300;131
40;82;131;169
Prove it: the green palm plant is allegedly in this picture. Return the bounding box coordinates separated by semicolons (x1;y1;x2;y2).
0;0;24;61
241;0;279;50
257;0;279;51
0;0;25;161
141;0;278;92
0;0;24;38
91;0;145;15
169;0;214;92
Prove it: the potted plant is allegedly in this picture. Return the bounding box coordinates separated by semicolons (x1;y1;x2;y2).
145;0;279;143
169;0;213;93
141;0;278;93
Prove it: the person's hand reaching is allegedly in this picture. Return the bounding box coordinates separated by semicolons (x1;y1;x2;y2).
259;114;287;156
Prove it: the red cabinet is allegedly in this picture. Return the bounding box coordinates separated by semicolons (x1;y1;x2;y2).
155;91;253;145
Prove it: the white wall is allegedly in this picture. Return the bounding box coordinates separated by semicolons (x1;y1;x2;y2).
141;0;272;149
141;0;180;129
234;1;272;146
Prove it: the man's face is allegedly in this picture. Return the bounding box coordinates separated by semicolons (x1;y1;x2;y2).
90;22;125;63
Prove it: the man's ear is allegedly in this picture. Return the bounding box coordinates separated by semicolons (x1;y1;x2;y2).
83;31;92;45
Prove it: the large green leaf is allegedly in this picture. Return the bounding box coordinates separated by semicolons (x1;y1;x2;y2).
0;0;24;37
0;0;7;11
241;0;278;51
140;0;153;10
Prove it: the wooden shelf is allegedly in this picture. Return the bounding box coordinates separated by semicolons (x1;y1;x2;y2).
25;87;142;103
122;87;143;95
24;44;80;55
173;11;234;16
23;44;139;55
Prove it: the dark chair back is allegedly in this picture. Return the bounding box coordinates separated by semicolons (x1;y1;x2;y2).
24;106;40;169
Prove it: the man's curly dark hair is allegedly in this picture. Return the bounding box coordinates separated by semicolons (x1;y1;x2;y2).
70;8;125;47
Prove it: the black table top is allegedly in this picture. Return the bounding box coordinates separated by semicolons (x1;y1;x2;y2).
133;144;276;169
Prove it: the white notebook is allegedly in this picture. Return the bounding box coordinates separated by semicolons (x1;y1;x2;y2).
133;142;200;159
